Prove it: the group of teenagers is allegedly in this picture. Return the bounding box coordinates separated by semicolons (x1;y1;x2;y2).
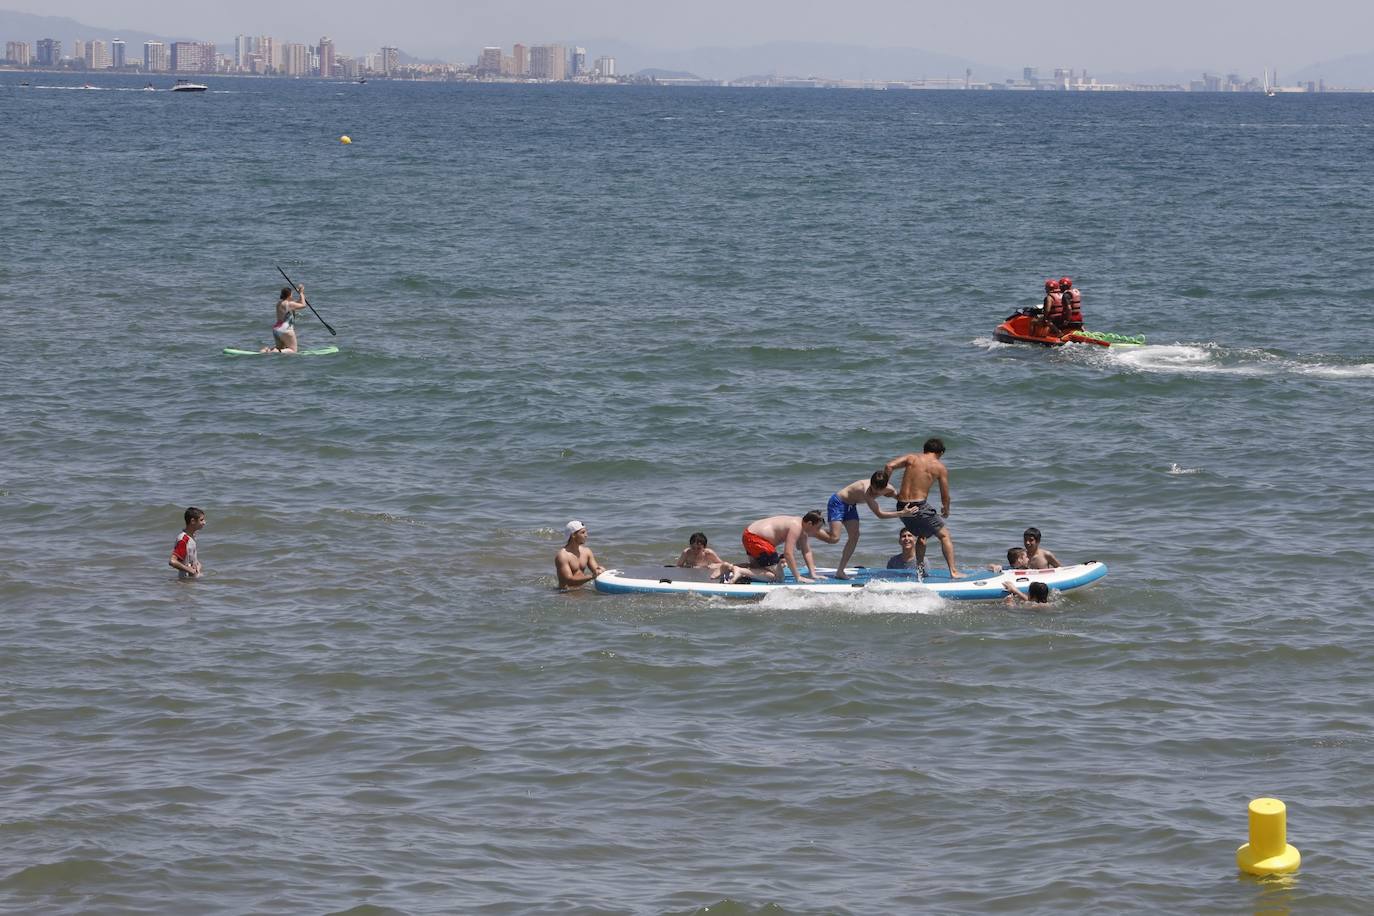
555;438;1065;602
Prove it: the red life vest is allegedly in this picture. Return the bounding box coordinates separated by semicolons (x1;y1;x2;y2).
1044;291;1067;323
1065;288;1083;323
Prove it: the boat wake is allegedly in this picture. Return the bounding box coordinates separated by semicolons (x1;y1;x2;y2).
758;582;949;615
1101;343;1374;379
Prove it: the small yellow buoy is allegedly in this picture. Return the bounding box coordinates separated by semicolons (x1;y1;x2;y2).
1237;797;1300;876
340;135;352;144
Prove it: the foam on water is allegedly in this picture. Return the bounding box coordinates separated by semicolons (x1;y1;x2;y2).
1084;342;1374;381
757;582;950;615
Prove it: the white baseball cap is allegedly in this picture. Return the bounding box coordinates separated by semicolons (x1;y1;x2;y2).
564;520;587;537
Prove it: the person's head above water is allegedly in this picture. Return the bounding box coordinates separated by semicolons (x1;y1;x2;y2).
1007;547;1028;567
801;510;824;531
688;532;708;548
1023;527;1043;546
280;286;294;300
923;437;945;455
1027;581;1050;603
869;469;891;489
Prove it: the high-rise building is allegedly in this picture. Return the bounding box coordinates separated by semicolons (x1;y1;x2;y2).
235;35;254;71
144;41;167;71
319;37;335;78
478;46;502;75
72;40;86;66
6;41;31;66
85;39;112;69
513;43;528;76
595;56;615;78
36;38;60;66
380;46;399;76
171;41;211;73
570;47;586;77
256;36;281;73
111;40;126;69
284;43;309;77
529;44;566;80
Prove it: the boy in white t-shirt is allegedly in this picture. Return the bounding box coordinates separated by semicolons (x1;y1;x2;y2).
169;507;206;579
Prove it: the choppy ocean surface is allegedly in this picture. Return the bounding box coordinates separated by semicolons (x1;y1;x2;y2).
3;72;1374;914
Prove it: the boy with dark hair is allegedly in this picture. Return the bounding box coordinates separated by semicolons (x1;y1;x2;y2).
676;532;723;568
1022;528;1061;569
712;512;826;584
821;468;922;579
887;529;921;571
885;437;963;578
1003;580;1051;605
169;507;206;579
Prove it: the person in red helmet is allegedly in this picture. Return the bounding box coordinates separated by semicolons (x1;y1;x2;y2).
1033;278;1063;337
1058;277;1083;331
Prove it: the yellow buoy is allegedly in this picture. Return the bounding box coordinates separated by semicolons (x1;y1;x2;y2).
339;135;352;144
1237;797;1300;876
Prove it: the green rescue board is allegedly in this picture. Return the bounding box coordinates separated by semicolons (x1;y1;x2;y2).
222;345;340;357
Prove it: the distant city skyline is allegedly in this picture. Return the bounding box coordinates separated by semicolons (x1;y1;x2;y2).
4;0;1374;76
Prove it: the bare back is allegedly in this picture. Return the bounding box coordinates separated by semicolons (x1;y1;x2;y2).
887;453;947;503
746;514;802;546
834;478;873;504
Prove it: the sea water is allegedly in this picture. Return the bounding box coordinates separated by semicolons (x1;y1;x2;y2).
2;72;1373;913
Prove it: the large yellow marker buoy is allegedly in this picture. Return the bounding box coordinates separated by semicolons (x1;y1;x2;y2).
340;135;352;144
1237;797;1300;875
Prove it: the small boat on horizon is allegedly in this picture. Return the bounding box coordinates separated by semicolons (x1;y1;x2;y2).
172;79;208;92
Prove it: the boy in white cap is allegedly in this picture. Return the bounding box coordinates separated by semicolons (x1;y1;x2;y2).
555;520;605;589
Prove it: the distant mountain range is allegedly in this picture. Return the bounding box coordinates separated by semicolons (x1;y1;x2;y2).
590;39;1000;83
1290;51;1374;88
0;8;184;51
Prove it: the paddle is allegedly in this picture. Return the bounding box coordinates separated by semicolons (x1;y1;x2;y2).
276;265;337;336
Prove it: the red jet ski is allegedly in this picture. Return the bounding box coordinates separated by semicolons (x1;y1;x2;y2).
993;308;1144;348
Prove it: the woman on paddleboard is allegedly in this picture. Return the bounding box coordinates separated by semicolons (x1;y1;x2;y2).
260;285;309;353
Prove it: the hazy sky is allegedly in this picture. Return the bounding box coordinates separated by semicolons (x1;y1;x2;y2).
10;0;1374;71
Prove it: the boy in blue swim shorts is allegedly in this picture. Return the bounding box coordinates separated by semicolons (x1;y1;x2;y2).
819;469;921;579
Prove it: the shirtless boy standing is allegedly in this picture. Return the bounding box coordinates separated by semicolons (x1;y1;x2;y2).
555;520;605;588
885;437;963;578
821;469;920;579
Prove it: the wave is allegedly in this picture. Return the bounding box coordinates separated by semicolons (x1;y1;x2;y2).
758;582;949;615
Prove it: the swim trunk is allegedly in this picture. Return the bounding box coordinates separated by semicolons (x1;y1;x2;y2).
272;323;293;341
826;493;859;523
741;529;782;568
897;500;945;538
